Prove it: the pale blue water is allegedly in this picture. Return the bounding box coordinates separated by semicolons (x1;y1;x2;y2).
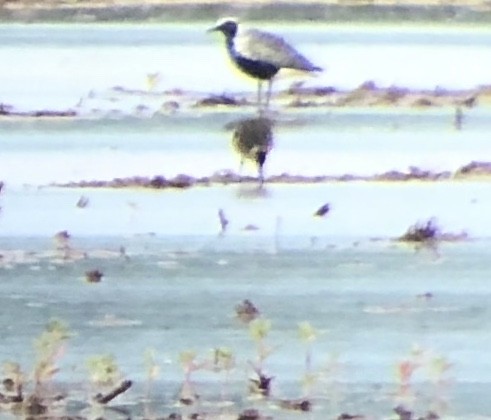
1;23;491;110
1;235;491;418
1;23;491;418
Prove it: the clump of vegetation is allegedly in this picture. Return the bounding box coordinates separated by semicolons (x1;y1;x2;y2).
398;218;440;243
398;218;467;246
0;314;455;419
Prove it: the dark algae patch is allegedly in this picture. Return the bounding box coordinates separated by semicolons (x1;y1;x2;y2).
51;161;491;190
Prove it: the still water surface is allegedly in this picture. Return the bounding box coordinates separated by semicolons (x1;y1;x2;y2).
1;23;491;109
1;23;491;418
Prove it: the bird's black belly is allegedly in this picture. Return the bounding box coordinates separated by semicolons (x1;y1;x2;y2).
234;55;279;80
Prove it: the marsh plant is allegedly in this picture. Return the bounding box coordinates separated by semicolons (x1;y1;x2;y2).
399;219;441;244
297;321;319;400
178;350;209;405
211;347;235;396
0;314;455;419
393;345;452;418
0;320;71;415
143;347;160;392
142;347;161;418
87;353;132;405
33;319;70;392
248;318;274;397
276;322;320;413
425;352;452;416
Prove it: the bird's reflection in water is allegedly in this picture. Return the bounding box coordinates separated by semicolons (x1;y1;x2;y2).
226;116;274;193
235;183;271;199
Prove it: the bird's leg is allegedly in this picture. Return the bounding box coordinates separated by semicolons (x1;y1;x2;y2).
239;158;244;182
265;79;273;111
258;166;264;187
257;80;263;113
256;151;267;187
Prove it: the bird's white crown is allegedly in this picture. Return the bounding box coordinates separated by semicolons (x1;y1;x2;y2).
214;16;239;27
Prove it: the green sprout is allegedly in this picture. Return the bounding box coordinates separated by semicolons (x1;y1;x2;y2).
212;347;235;373
178;350;208;405
86;354;121;388
143;348;160;381
298;321;318;343
211;347;235;402
297;322;319;399
249;318;271;342
33;319;70;387
247;318;275;396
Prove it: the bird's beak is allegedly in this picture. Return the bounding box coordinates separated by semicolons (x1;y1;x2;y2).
207;25;218;33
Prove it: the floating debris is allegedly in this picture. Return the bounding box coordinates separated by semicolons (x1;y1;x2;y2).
196;94;242;107
337;414;366;420
397;218;467;244
238;408;272;420
314;202;330;217
93;379;132;404
279;398;312;412
416;292;434;301
218;208;229;235
235;299;260;324
85;269;103;283
76;195;89;208
242;224;260;231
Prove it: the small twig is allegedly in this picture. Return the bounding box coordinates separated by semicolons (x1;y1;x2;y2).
0;392;23;404
0;379;23;404
94;379;132;404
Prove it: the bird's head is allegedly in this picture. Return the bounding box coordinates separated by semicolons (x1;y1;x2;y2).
208;17;239;40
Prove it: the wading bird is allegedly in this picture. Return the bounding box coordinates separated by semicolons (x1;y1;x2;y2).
209;18;321;110
230;117;273;185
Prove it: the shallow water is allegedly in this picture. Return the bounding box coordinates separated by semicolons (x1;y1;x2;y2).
2;233;491;418
2;22;491;418
2;23;491;110
1;109;491;186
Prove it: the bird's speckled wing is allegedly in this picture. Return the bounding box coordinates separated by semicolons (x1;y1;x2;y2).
234;28;320;71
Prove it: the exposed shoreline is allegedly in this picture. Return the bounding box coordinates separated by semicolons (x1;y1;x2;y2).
2;0;491;23
0;82;488;120
48;161;491;190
